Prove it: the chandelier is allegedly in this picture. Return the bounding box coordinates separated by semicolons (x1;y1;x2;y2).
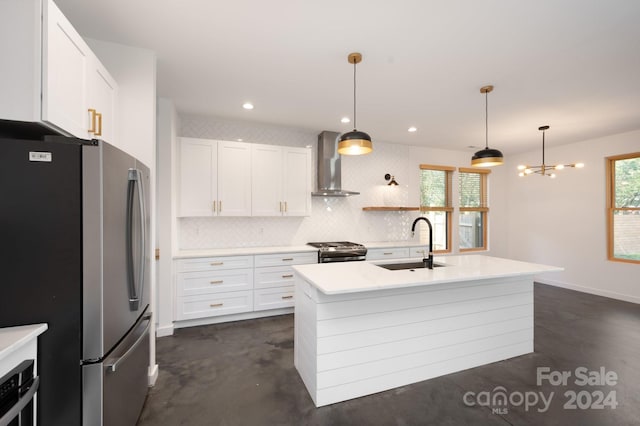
518;125;584;178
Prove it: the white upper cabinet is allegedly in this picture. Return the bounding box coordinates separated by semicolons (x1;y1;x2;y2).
282;147;312;216
178;138;251;217
217;140;252;216
179;138;217;217
0;0;117;142
251;144;284;216
251;144;311;217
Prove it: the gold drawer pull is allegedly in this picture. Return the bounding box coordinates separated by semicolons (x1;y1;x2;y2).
210;262;224;266
210;280;223;284
88;108;97;133
282;274;294;278
282;258;294;261
281;295;293;300
384;252;393;255
210;303;223;308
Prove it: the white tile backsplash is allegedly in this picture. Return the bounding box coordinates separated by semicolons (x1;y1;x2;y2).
177;114;456;249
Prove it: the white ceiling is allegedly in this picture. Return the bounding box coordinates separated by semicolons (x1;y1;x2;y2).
56;0;640;154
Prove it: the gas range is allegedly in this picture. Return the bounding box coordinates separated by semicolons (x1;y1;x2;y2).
307;241;367;263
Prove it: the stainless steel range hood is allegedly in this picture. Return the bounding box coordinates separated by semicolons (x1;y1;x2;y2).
312;131;360;197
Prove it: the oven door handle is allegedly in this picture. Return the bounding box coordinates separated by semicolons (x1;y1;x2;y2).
0;376;39;426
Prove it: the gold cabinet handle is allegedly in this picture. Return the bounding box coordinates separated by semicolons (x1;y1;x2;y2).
210;280;223;285
279;201;283;212
212;201;217;212
210;303;223;308
284;201;288;212
281;295;293;300
94;112;102;136
384;252;393;255
282;274;294;278
210;262;224;266
282;258;293;261
88;109;97;133
219;200;222;212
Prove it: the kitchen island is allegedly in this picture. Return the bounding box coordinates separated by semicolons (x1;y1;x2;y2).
292;255;561;407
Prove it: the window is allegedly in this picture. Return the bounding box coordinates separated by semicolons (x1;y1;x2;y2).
606;152;640;263
458;167;490;251
419;165;454;253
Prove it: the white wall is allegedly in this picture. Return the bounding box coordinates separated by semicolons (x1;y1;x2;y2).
505;129;640;303
155;98;178;337
177;114;505;254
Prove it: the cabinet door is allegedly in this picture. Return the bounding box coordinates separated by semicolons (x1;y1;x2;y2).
217;141;251;216
283;147;311;216
42;0;90;138
179;138;217;217
251;144;283;216
87;57;117;144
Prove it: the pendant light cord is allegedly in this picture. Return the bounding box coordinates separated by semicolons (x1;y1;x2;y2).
353;60;357;130
485;90;489;149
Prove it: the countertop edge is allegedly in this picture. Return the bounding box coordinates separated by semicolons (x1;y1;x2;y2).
0;323;48;362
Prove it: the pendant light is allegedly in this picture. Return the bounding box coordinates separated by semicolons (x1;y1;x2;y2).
338;52;373;155
517;126;585;178
471;85;504;167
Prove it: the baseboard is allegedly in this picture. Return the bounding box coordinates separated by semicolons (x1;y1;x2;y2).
148;364;159;387
536;278;640;304
156;324;174;337
174;308;293;329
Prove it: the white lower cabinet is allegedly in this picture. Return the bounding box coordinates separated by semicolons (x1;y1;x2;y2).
175;255;254;320
175;250;316;324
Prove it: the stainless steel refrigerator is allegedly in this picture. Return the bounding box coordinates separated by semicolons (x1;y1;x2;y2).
0;135;151;425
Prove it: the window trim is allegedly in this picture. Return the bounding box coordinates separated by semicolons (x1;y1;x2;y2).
419;164;454;253
606;152;640;264
458;167;490;252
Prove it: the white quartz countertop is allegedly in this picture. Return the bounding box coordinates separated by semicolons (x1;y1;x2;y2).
293;255;563;295
0;324;47;362
174;241;425;259
175;245;318;259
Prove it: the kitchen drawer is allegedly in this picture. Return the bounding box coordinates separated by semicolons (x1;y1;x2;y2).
254;252;317;268
177;269;254;297
254;286;295;311
410;247;430;258
176;255;253;272
366;247;411;260
254;265;298;289
176;291;253;320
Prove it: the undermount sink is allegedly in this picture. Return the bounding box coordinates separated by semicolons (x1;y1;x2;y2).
377;261;446;271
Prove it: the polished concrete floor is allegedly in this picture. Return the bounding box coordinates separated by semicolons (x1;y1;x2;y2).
138;284;640;425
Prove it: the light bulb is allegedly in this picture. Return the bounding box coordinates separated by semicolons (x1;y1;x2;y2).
525;169;533;175
555;164;564;170
517;165;526;170
550;173;556;178
518;172;525;177
575;163;585;168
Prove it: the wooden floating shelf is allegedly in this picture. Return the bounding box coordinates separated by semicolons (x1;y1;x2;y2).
362;207;420;211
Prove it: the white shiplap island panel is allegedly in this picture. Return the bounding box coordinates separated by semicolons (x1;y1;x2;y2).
293;255;561;407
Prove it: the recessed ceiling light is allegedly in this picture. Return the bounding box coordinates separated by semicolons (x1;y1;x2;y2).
237;138;244;142
408;126;417;133
242;102;254;110
341;117;351;124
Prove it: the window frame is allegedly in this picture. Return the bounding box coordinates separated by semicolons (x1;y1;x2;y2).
606;152;640;264
458;167;490;252
419;164;454;253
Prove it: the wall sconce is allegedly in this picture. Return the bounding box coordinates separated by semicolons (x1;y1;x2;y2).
384;174;399;186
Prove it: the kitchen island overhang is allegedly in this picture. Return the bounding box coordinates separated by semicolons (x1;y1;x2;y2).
293;255;562;407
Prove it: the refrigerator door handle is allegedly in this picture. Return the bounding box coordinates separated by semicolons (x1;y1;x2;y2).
126;168;146;311
105;313;151;373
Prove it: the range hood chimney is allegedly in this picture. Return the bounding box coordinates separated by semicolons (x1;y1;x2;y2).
311;131;360;197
